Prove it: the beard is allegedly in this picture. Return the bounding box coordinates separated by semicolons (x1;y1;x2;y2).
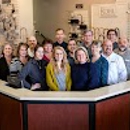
119;46;127;52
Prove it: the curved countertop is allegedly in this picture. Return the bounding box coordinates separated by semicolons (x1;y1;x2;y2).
0;80;130;102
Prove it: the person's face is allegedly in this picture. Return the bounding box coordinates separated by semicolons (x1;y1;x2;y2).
91;44;101;56
3;44;13;57
54;49;64;62
76;50;88;64
55;30;65;42
35;47;44;60
102;41;113;56
19;46;28;57
118;38;128;51
68;40;77;53
107;31;117;42
84;31;93;44
43;43;53;53
28;36;37;49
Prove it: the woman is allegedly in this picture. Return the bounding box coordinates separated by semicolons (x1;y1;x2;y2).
71;46;90;91
42;39;53;63
9;43;29;74
0;43;13;81
19;44;48;90
46;46;71;91
89;40;108;89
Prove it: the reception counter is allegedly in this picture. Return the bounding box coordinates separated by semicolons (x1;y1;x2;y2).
0;80;130;130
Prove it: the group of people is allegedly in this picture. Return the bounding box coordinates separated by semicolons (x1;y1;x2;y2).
0;28;129;91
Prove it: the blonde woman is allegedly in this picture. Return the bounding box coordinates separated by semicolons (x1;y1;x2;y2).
46;46;72;91
71;46;90;91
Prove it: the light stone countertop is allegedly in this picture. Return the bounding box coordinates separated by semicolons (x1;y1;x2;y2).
0;80;130;102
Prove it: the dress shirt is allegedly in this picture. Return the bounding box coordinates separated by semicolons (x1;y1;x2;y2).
102;52;127;85
28;48;34;58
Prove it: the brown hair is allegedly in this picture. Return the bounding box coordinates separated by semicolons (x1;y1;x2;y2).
55;28;65;33
91;40;102;47
107;29;118;37
16;42;29;57
42;39;53;46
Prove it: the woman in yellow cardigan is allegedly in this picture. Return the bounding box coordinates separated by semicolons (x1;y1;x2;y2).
46;46;72;91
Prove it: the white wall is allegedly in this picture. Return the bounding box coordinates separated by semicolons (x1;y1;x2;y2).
33;0;115;40
18;0;34;36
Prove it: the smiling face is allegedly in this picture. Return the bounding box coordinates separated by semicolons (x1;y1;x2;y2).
35;47;44;60
3;44;13;57
76;49;88;64
54;49;64;62
118;38;129;51
68;40;77;53
28;36;37;49
83;31;93;45
91;44;101;56
19;45;28;57
102;40;113;56
107;30;117;43
43;43;53;53
55;29;65;43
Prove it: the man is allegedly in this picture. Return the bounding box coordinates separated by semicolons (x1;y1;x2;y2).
27;36;37;57
102;40;127;85
107;29;118;50
53;28;68;51
81;30;93;57
67;39;77;66
114;37;130;80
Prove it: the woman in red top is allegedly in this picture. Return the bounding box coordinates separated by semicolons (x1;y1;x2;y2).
42;39;53;63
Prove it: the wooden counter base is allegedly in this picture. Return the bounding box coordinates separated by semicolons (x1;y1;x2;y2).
0;92;129;130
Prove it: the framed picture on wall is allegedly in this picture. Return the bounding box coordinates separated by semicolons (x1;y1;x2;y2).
2;0;11;4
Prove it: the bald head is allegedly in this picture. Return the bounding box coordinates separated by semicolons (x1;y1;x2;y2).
28;36;37;49
102;40;113;56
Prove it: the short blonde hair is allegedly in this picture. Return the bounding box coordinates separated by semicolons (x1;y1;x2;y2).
74;46;90;63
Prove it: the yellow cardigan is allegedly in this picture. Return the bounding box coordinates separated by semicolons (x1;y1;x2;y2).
46;63;72;91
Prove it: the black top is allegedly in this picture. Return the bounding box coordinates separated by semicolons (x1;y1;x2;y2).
113;42;118;50
53;41;68;51
71;62;89;91
67;53;75;66
0;57;10;81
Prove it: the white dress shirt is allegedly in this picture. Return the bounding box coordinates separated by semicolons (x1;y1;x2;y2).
28;48;34;58
102;52;127;85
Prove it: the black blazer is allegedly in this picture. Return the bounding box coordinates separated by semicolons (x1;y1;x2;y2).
0;57;10;81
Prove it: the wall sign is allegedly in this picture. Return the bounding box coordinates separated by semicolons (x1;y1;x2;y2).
100;5;117;18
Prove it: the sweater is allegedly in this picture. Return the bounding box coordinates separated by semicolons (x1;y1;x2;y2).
46;63;72;91
9;57;24;74
89;56;108;90
71;62;89;91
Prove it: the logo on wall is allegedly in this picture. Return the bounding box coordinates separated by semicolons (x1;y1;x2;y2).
100;5;117;18
2;0;11;4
